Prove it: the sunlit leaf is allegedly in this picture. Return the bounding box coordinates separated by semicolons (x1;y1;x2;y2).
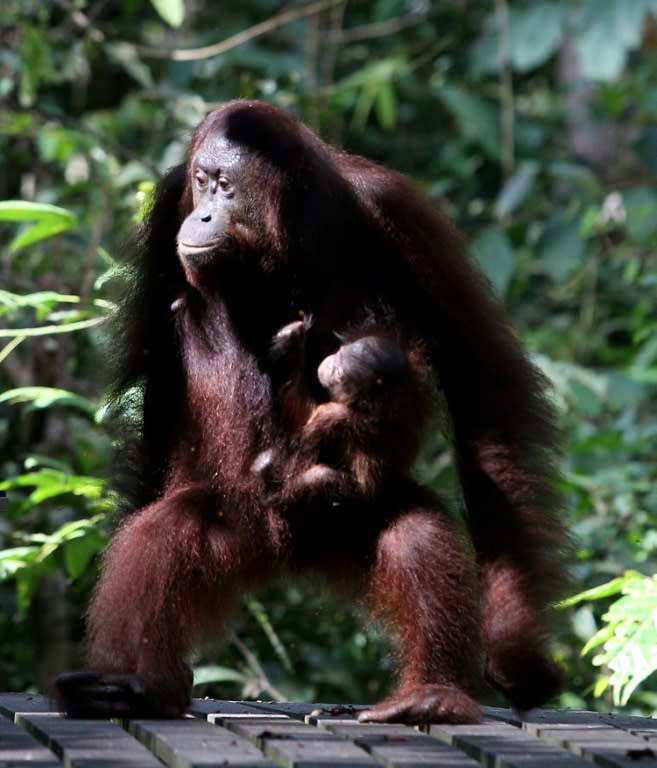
150;0;184;28
579;572;657;706
0;386;97;419
0;547;40;581
0;201;77;251
562;574;630;607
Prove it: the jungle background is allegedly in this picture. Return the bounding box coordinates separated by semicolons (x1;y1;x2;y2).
1;0;657;714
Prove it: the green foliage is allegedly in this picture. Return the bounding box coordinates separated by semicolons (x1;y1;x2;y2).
566;573;657;706
473;0;657;81
1;0;656;710
0;202;78;253
192;584;393;704
0;515;107;615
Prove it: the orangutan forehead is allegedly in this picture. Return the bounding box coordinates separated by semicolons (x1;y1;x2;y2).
192;136;252;170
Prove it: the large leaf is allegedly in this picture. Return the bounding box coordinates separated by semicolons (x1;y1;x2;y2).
470;2;565;75
1;469;105;505
579;572;657;706
539;217;586;283
437;85;499;158
510;3;565;73
574;0;657;81
471;226;514;296
0;201;77;251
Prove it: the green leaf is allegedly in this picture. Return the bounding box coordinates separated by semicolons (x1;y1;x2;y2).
0;547;40;581
337;58;406;132
0;387;97;419
579;572;657;706
573;0;651;82
623;187;657;242
606;587;657;704
547;161;600;196
509;3;565;73
582;623;614;655
0;290;106;318
0;201;76;223
64;533;104;580
593;676;610;698
494;162;538;219
16;564;52;615
19;27;53;106
437;85;499;158
539;218;585;283
150;0;184;28
1;469;105;505
470;3;565;75
375;81;397;131
562;573;632;608
470;226;514;296
0;201;77;251
193;665;247;686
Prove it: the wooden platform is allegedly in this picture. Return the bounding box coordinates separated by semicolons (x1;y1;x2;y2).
2;694;657;767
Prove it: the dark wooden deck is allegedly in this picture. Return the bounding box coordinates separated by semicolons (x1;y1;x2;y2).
2;693;657;767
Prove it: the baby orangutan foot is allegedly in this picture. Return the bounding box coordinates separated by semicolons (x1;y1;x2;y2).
358;684;481;725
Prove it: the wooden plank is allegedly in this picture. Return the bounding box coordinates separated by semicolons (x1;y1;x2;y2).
2;697;657;768
303;705;367;725
15;712;162;768
0;693;55;717
487;705;657;767
224;718;378;767
328;722;482;768
241;703;331;719
524;723;657;768
228;702;367;722
190;699;285;719
600;713;657;733
0;715;61;767
432;720;592;768
128;718;277;768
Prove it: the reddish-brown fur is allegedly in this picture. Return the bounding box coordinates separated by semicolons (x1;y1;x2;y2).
55;100;569;723
257;323;431;504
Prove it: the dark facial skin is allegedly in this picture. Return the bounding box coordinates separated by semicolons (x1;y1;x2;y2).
176;138;260;268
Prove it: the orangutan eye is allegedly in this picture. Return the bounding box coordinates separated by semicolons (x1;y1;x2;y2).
218;176;234;197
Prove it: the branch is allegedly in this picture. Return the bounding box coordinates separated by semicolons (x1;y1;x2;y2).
129;0;345;61
229;629;288;702
324;11;428;45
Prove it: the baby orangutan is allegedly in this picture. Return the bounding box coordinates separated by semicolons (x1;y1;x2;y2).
253;318;431;505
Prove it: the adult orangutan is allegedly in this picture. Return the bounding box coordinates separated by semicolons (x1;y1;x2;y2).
55;100;568;724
